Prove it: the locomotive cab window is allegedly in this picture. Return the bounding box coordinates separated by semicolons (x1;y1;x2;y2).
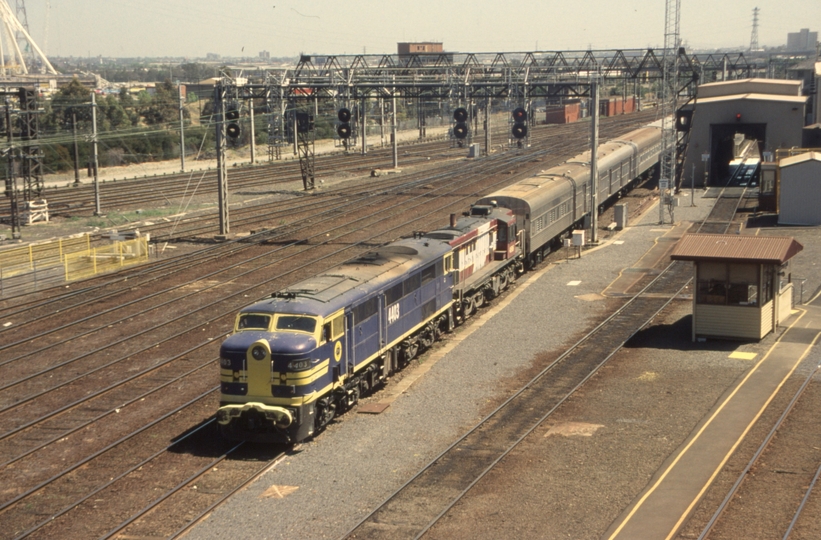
322;313;344;343
443;254;452;273
237;314;271;331
275;315;317;333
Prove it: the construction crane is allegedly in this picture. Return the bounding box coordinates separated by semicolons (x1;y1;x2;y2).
0;0;57;76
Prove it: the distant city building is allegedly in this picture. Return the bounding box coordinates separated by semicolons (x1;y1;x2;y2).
259;50;270;60
787;29;818;52
397;42;444;55
206;52;221;61
397;42;452;65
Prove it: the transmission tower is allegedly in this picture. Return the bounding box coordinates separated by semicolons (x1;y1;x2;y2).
0;0;57;76
659;0;681;224
750;7;760;51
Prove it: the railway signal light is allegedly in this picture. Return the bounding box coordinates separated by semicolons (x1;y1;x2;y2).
453;107;468;140
735;113;742;122
225;102;241;140
511;107;528;139
337;107;352;139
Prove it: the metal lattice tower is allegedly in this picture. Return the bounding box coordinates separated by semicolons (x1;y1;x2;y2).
659;0;681;224
14;0;28;56
0;0;57;75
750;7;760;51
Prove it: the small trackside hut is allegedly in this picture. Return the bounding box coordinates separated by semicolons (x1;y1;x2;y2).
670;233;804;341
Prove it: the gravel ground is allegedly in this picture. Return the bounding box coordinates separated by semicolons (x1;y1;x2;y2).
186;192;718;540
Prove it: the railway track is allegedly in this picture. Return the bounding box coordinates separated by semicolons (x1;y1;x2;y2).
695;356;821;540
0;114;661;538
341;185;748;539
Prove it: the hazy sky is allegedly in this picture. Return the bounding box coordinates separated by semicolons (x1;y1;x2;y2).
22;0;821;59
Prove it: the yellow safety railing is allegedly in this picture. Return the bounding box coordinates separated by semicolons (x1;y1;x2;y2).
64;237;150;281
0;234;91;278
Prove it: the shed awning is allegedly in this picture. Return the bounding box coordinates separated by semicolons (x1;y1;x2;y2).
670;234;803;264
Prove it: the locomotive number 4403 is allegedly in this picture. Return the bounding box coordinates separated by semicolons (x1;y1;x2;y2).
387;303;400;325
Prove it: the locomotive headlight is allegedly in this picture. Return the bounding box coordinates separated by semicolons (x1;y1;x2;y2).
251;346;267;360
287;359;311;371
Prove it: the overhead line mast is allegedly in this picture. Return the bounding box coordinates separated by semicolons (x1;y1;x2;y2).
659;0;681;224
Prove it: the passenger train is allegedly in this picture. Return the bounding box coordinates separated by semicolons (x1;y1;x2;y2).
216;121;663;443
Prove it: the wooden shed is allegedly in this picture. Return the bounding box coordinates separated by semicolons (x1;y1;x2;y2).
670;234;803;341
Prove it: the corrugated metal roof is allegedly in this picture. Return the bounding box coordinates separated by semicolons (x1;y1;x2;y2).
670;234;803;264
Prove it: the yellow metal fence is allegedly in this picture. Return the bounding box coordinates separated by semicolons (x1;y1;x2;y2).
0;235;150;293
64;237;150;281
0;234;91;278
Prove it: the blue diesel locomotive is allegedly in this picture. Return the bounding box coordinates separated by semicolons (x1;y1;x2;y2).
217;205;519;443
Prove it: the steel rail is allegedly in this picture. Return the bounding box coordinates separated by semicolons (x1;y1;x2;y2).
0;390;218;514
10;416;220;539
784;430;821;539
98;441;246;540
696;362;821;540
0;358;216;470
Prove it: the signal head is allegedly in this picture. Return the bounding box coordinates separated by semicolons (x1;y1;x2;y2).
453;107;468;123
453;122;468;139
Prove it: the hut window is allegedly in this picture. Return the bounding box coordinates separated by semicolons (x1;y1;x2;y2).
696;262;761;307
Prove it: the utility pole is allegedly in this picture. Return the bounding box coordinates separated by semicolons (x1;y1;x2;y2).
249;96;256;164
392;78;398;169
215;85;229;235
72;110;80;184
5;99;20;239
590;79;600;244
178;83;185;172
91;92;100;216
361;98;367;156
484;97;491;156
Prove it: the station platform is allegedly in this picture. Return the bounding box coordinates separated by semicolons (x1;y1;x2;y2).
605;297;821;539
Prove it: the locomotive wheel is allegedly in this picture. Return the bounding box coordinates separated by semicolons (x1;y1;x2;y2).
419;322;435;349
315;397;336;431
499;271;510;291
463;297;476;318
474;292;485;308
403;341;419;363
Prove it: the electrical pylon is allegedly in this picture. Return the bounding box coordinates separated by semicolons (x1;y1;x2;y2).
750;7;760;51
